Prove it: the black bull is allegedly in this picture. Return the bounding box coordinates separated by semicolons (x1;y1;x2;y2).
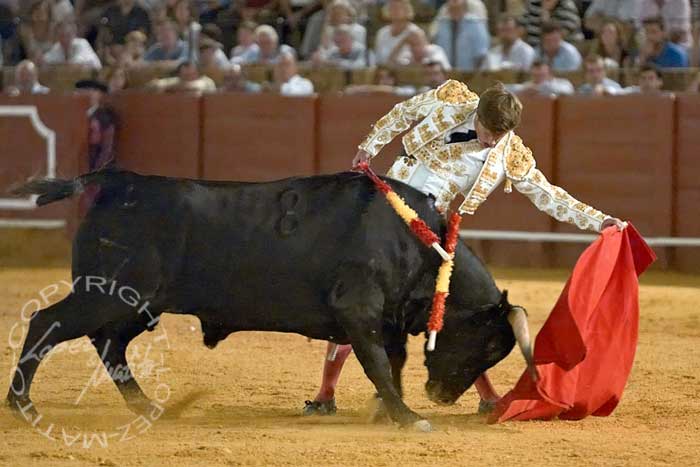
7;170;532;430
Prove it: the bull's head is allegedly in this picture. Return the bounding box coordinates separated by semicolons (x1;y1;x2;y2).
423;291;534;405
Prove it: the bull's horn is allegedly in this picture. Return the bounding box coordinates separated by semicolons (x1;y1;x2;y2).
507;306;538;381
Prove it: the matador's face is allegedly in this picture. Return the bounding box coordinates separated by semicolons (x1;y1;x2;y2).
474;117;505;149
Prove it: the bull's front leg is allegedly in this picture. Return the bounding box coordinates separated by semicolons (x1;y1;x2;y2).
329;274;429;431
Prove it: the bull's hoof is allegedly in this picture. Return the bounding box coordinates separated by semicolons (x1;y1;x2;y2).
125;397;155;416
5;395;39;421
367;396;391;424
478;399;496;415
412;419;432;433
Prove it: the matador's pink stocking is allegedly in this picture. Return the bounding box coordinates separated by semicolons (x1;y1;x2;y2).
314;343;353;402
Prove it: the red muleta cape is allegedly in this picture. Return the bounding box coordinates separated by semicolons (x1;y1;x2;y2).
489;224;656;423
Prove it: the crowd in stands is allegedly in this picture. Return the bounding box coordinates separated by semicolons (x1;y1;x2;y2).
0;0;699;98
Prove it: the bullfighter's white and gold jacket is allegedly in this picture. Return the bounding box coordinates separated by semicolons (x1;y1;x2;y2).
358;79;610;232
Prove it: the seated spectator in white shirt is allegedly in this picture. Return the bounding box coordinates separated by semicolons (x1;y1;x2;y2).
536;21;582;72
148;61;217;94
577;54;623;95
144;20;187;62
387;28;451;70
622;64;665;94
5;60;50;95
301;0;366;60
314;25;371;69
507;59;574;95
373;0;420;65
236;24;297;64
483;14;535;71
230;21;260;64
43;20;102;69
271;51;314;96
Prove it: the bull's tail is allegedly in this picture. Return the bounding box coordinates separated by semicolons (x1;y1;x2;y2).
10;171;111;207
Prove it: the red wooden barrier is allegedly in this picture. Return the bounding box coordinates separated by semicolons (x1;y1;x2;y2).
317;93;405;176
675;94;700;273
0;95;89;225
552;95;675;267
201;93;316;181
108;92;201;178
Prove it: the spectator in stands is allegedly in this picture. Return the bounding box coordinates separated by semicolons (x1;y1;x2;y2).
201;23;230;66
44;20;102;69
221;63;263;92
429;0;488;36
11;0;58;64
577;54;622;95
422;60;448;90
588;20;631;69
170;0;198;38
483;14;536;71
313;24;370;68
149;60;217;93
373;0;420;65
639;17;689;68
278;0;324;47
433;0;490;70
5;60;49;95
106;66;128;92
623;64;665;94
389;29;452;70
199;36;228;69
269;50;314;95
100;0;151;46
144;20;187;62
302;0;366;60
230;21;259;63
507;59;574;95
122;30;147;65
236;24;296;64
49;0;74;24
640;0;691;47
536;21;582;71
521;0;583;47
344;66;416;96
75;0;113;41
584;0;639;34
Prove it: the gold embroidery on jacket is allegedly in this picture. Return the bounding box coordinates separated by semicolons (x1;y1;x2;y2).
505;135;535;180
436;80;479;105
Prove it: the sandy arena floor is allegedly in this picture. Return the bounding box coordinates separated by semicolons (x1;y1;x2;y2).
0;263;699;466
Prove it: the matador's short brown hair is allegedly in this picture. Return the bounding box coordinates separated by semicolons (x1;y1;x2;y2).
476;83;522;134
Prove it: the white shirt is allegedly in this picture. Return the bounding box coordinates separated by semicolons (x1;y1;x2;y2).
280;75;315;96
483;38;536;71
373;24;417;65
397;44;452;70
393;112;490;200
43;39;102;69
